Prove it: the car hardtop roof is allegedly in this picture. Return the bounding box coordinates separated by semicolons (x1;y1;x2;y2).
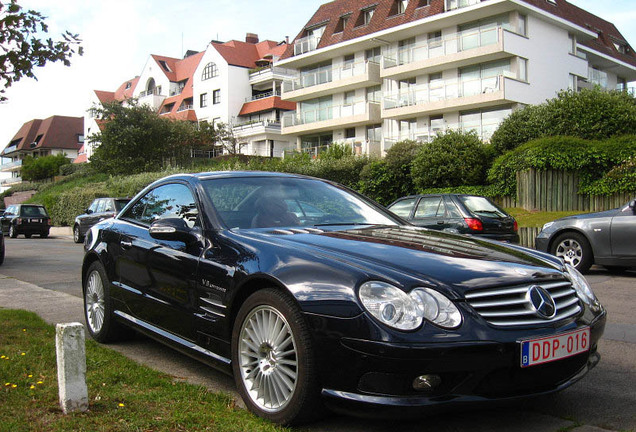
159;171;318;182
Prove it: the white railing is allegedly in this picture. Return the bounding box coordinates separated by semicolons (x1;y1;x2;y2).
282;100;377;127
0;159;23;170
177;104;194;112
249;66;296;80
446;0;482;11
245;90;281;102
1;176;22;185
383;74;507;110
283;60;375;92
383;26;501;69
294;34;321;56
233;119;281;132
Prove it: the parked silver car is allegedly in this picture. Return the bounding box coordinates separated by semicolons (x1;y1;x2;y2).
535;199;636;273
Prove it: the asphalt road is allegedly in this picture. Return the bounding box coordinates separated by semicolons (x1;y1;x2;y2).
1;234;634;431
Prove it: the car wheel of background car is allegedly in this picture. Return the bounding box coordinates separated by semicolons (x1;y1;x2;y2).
552;232;593;273
40;232;48;238
24;233;32;239
0;239;4;266
604;265;629;274
232;288;323;425
83;261;130;343
73;225;84;243
8;225;17;238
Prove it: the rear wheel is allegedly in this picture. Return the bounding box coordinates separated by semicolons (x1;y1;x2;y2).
551;232;593;273
0;237;5;265
8;225;17;238
25;233;32;239
83;261;130;342
232;288;323;425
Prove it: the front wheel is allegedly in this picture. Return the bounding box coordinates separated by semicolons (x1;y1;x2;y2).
232;288;323;425
83;261;130;342
8;225;17;238
73;225;84;243
551;232;593;273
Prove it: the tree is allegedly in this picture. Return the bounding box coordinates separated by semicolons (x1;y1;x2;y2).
0;1;83;101
490;88;636;153
88;101;207;175
198;121;245;155
411;130;488;190
21;153;70;181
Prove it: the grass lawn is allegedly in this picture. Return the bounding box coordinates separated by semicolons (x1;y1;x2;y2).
504;208;586;228
0;309;287;432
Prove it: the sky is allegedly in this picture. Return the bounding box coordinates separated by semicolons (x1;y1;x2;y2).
1;0;635;153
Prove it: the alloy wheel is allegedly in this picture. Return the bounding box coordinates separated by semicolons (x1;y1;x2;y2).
238;305;298;413
555;238;583;268
85;270;106;334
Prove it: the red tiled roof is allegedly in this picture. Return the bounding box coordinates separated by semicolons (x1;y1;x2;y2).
73;145;87;164
94;90;115;104
114;76;139;101
213;39;290;68
280;0;636;67
3;116;84;156
239;97;296;116
154;52;205;120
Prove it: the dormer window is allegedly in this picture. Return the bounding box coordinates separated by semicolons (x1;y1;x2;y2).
390;0;408;15
335;14;351;33
125;82;132;89
613;41;627;54
158;60;172;72
356;7;375;27
417;0;431;7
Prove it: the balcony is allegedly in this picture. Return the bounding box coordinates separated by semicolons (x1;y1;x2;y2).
233;120;282;137
282;101;381;135
177;104;194;112
245;90;282;102
138;90;166;111
382;74;525;119
249;66;296;86
382;27;525;80
282;61;381;102
0;176;22;186
0;159;22;173
445;0;482;11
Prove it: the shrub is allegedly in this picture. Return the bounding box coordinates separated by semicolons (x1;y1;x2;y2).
21;154;71;181
490;88;636;153
51;186;110;226
59;163;87;176
411;130;488;191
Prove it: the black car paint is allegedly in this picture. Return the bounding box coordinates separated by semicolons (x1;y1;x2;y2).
83;172;605;415
1;204;50;238
74;197;130;241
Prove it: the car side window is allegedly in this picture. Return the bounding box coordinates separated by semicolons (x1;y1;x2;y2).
444;197;462;218
122;183;199;228
389;198;417;218
103;199;114;212
88;200;99;213
95;199;106;213
414;197;443;218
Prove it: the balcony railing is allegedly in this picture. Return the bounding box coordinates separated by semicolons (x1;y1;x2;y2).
245;90;281;102
294;34;321;56
233;119;281;132
1;176;22;185
283;60;375;92
249;65;296;80
0;159;23;171
383;26;501;69
139;89;162;97
446;0;482;11
282;100;375;127
177;104;194;112
383;74;508;110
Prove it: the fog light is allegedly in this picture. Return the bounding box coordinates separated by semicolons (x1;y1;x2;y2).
412;374;441;391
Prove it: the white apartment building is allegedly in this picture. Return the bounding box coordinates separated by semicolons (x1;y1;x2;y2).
85;34;297;161
276;0;636;156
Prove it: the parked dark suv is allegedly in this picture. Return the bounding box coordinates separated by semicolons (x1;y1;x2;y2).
388;194;519;243
1;204;51;238
73;197;130;243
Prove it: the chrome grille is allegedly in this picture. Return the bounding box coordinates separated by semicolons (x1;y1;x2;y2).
465;281;582;327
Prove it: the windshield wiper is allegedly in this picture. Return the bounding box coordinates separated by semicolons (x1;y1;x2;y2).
313;222;376;227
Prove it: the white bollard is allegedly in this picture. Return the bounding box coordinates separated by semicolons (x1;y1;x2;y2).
55;323;89;414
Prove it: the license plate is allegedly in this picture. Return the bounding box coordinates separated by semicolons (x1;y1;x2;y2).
520;327;590;368
30;218;40;223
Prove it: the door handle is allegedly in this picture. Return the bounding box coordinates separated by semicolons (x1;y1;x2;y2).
120;240;132;249
436;221;445;225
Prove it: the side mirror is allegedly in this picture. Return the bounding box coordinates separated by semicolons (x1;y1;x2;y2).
629;200;636;213
149;218;198;244
85;209;93;214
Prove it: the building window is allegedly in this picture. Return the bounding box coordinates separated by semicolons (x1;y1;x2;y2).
417;0;431;7
568;34;576;55
343;54;355;70
518;14;527;36
344;90;356;105
345;128;356;139
460;107;512;141
335;14;350;33
366;85;382;103
200;93;208;108
568;74;578;91
390;0;408;16
213;89;221;104
518;58;528;82
77;134;85;144
617;76;627;91
202;62;218;80
356;7;375;27
365;46;382;64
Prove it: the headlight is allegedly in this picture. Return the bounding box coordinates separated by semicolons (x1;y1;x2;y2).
542;221;554;230
565;264;601;311
358;282;462;331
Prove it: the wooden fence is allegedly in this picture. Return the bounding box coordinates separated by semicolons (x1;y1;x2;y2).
518;227;541;249
516;169;633;212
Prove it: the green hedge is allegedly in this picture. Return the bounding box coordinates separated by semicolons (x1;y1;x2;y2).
488;135;636;196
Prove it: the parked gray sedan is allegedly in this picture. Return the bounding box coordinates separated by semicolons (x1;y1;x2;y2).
535;199;636;273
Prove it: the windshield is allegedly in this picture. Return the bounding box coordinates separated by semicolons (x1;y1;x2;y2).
202;177;400;229
459;196;508;218
20;205;48;217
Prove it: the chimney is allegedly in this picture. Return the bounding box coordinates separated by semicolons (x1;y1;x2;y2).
246;33;259;44
285;36;289;44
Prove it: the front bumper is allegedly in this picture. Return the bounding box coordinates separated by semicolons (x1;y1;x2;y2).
311;309;606;416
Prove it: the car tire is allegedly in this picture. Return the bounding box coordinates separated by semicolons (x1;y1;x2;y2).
551;232;593;273
83;261;130;343
40;232;48;238
0;238;4;265
25;233;32;239
73;225;84;243
8;225;17;238
232;288;323;425
604;265;628;274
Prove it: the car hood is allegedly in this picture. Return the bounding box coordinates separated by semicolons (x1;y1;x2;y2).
242;225;564;294
556;208;617;222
